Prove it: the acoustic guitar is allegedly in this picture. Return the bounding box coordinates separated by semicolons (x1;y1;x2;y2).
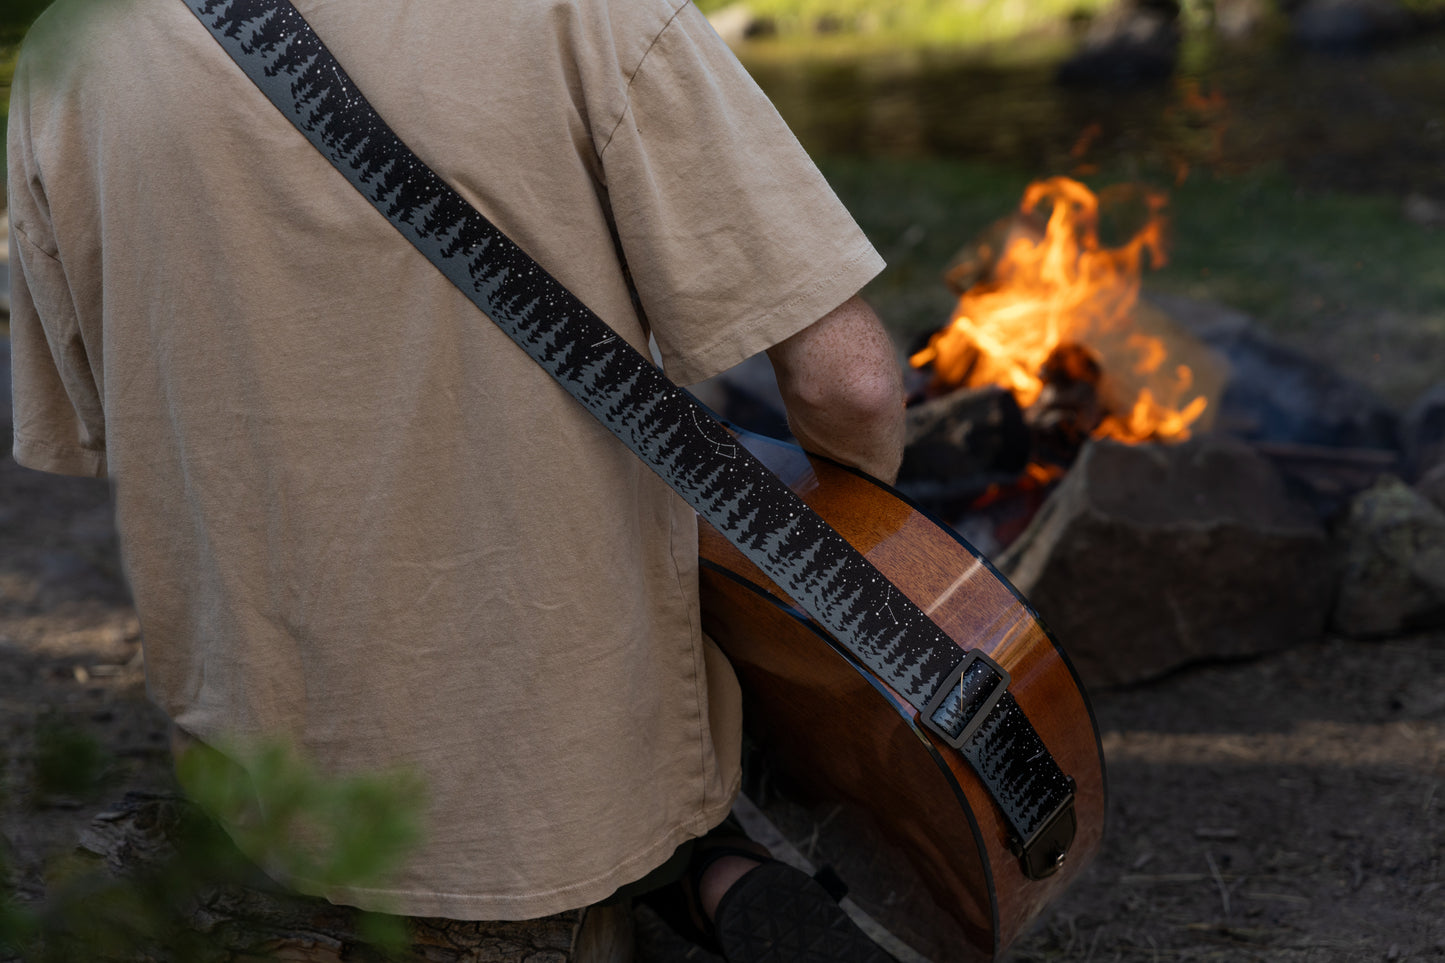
698;429;1106;963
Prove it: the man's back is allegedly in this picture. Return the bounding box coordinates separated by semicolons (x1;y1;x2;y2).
8;0;885;920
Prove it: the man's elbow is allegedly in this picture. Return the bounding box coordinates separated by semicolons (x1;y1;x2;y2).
788;365;906;482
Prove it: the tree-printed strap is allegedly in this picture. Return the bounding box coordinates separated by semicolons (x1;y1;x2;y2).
181;0;1074;856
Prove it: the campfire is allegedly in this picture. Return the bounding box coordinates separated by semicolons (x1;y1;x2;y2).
913;180;1219;462
895;177;1236;543
909;177;1214;463
894;176;1236;551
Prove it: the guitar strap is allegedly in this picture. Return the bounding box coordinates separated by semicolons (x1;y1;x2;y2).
183;0;1077;876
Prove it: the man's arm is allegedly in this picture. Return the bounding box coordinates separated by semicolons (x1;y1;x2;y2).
766;295;905;484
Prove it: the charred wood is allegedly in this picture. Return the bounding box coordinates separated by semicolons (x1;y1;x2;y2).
897;386;1031;516
1026;342;1107;466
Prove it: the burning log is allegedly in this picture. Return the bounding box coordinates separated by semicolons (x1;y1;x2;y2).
897;385;1031;514
1026;342;1107;466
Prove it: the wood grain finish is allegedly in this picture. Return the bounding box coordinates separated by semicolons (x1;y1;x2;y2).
699;433;1106;961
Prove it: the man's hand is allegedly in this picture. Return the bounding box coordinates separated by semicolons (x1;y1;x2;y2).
766;294;905;484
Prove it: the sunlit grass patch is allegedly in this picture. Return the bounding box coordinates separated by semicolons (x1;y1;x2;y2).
698;0;1113;49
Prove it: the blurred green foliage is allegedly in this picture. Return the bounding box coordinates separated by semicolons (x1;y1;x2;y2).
31;712;116;802
175;738;425;898
1;730;424;961
0;0;51;47
2;0;55;178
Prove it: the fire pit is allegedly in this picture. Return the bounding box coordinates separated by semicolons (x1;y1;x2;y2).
693;176;1445;689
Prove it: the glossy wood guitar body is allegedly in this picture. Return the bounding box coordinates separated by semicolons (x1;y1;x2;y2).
698;431;1106;962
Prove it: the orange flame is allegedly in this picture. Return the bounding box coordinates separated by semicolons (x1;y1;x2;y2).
910;177;1207;444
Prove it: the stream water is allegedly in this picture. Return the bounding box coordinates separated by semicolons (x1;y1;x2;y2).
738;33;1445;196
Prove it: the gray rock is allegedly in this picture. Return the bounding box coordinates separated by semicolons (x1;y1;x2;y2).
1418;462;1445;514
1403;193;1445;229
1057;0;1182;86
705;2;775;44
1403;381;1445;480
1331;476;1445;638
1212;0;1280;39
1148;293;1400;451
997;435;1335;688
1203;325;1398;451
1291;0;1411;49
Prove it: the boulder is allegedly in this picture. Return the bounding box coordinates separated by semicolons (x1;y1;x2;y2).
1403;381;1445;479
1418;462;1445;514
1057;0;1182;86
1206;326;1400;451
1148;294;1400;451
1331;476;1445;638
997;435;1336;688
1212;0;1281;39
1291;0;1412;49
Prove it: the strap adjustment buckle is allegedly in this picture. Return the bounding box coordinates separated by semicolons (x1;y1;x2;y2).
919;650;1011;750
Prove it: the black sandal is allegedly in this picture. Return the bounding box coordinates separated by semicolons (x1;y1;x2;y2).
642;817;893;963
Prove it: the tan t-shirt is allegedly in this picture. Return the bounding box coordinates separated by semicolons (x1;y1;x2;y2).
7;0;884;919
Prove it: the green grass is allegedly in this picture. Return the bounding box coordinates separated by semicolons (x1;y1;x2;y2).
820;157;1445;406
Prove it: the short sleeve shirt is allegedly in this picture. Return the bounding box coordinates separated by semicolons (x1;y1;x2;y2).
7;0;884;919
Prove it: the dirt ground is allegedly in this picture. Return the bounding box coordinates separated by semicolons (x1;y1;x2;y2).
1;402;1441;962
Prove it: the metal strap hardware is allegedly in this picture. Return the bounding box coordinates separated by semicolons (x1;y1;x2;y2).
920;650;1011;750
1011;785;1077;880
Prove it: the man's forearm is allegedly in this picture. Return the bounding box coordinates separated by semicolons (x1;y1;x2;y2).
767;295;905;484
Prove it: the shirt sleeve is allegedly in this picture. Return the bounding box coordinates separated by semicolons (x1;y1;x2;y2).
599;3;885;386
8;223;108;478
7;56;108;478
